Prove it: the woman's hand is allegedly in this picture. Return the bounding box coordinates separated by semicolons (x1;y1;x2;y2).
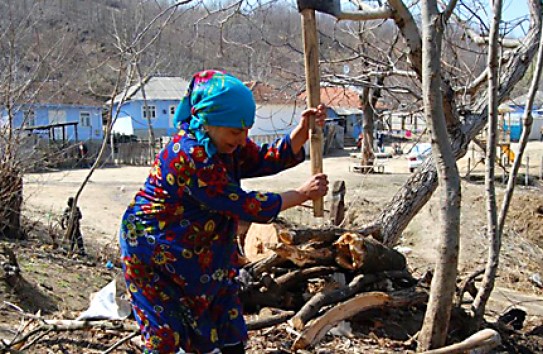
290;104;327;154
279;173;329;211
296;173;329;201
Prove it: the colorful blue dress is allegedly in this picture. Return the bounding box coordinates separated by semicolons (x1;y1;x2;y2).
119;123;304;353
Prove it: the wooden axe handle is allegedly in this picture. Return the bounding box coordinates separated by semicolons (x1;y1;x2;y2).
301;8;324;217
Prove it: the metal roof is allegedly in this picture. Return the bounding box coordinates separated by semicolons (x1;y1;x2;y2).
110;76;190;104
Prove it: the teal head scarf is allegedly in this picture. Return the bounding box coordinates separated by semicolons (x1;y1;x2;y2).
173;70;256;157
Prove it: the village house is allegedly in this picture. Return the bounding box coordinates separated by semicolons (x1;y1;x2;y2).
7;104;103;143
499;91;543;141
109;76;190;139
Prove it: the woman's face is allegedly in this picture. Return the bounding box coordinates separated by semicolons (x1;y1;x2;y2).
206;125;250;154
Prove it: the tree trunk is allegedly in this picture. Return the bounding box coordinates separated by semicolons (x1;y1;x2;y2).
418;1;462;350
0;163;23;239
360;86;375;166
470;0;503;325
472;2;543;322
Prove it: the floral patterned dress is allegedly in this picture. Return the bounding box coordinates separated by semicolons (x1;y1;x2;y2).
119;123;304;354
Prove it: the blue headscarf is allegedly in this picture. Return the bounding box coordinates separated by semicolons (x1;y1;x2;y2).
173;70;256;157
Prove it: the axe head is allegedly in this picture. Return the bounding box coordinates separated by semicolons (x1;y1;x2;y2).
297;0;341;17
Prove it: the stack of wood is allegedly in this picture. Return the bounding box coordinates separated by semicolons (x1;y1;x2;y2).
239;222;428;350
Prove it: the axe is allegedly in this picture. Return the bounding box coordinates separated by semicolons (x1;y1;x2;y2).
298;0;378;217
297;0;326;217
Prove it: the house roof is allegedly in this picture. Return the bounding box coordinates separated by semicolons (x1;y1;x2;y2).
298;86;389;110
246;81;298;104
110;76;190;104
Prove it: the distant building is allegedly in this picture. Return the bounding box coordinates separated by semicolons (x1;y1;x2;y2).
109;77;190;139
8;104;103;142
247;81;305;145
499;91;543;141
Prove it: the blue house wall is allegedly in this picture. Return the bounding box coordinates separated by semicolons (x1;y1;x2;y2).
503;105;529;141
113;99;181;137
6;104;103;141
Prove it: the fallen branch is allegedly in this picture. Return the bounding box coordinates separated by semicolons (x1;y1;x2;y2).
247;311;295;331
291;270;413;330
292;287;427;350
101;331;139;354
5;320;138;349
420;328;501;354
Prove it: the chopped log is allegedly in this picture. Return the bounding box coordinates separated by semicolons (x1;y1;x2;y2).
278;227;345;245
267;242;334;267
244;223;283;262
244;253;288;277
334;233;406;272
291;270;413;330
274;266;338;289
247;309;295;331
420;328;501;354
292;287;428;350
329;180;346;226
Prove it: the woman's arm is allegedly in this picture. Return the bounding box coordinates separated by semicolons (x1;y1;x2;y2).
278;173;328;211
238;104;327;179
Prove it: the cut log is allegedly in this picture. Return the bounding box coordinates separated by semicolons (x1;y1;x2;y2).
278;226;345;245
267;242;334;267
246;309;295;331
292;287;428;350
274;266;338;289
420;328;501;354
244;223;283;262
334;233;406;272
291;270;413;330
244;253;288;277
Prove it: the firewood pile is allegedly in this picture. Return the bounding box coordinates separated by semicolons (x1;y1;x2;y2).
238;223;428;350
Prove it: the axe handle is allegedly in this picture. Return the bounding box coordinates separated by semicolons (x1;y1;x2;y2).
301;8;324;217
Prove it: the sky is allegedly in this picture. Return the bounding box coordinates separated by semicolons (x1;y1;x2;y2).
502;0;530;36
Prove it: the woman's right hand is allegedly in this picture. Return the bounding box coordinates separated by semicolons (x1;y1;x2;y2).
279;173;329;211
296;173;329;202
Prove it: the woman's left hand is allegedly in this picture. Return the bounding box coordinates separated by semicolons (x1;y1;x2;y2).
299;104;327;136
290;104;327;154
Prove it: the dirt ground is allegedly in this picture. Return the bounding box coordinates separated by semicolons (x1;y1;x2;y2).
5;140;543;352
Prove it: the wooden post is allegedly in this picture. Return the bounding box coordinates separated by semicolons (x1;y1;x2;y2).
330;180;346;226
301;9;324;217
466;157;471;179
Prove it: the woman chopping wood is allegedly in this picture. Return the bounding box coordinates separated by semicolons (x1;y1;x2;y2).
119;70;328;354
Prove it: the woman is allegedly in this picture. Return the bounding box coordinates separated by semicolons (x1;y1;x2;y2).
119;70;328;354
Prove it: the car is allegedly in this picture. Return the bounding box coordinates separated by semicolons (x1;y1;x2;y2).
407;143;432;172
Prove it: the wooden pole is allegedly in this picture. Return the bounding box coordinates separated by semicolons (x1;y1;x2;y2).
301;9;324;217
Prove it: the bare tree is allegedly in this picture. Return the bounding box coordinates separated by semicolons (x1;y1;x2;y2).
470;0;502;325
417;0;461;350
472;0;543;322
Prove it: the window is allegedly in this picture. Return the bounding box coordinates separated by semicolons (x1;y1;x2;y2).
142;105;156;119
23;109;36;127
48;109;67;124
80;112;91;127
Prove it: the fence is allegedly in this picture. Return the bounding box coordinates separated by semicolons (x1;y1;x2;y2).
114;142;159;166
